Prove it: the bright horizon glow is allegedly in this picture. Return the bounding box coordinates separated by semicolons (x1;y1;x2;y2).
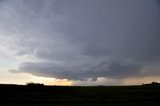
0;71;73;86
1;71;160;86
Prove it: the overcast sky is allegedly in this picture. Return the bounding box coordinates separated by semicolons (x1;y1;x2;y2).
0;0;160;85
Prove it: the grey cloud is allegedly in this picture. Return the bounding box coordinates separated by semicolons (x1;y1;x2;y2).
1;0;160;81
69;0;160;62
13;60;142;81
8;69;20;73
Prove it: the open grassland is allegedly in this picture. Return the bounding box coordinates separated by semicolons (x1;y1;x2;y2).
0;84;160;105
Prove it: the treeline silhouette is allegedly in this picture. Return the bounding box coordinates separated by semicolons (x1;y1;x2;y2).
1;81;160;87
0;82;160;105
26;82;44;87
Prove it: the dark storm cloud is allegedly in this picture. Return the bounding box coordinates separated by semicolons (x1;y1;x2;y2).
2;0;160;80
69;0;160;62
13;60;142;81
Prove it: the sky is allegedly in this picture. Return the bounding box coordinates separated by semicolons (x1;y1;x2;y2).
0;0;160;86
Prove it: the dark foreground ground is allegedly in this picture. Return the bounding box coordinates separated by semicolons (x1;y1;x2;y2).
0;83;160;106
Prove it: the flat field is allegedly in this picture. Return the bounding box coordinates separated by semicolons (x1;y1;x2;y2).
0;84;160;105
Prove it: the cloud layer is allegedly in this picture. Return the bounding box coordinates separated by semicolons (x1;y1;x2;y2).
0;0;160;81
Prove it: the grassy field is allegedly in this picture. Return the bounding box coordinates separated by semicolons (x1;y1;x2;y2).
0;83;160;105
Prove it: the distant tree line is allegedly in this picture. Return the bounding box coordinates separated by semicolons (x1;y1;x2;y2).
26;82;44;87
141;81;160;86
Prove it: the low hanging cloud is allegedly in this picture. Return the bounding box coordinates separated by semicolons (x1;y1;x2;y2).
0;0;160;81
11;60;142;81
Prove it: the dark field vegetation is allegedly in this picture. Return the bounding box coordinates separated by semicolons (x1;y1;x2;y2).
0;82;160;106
